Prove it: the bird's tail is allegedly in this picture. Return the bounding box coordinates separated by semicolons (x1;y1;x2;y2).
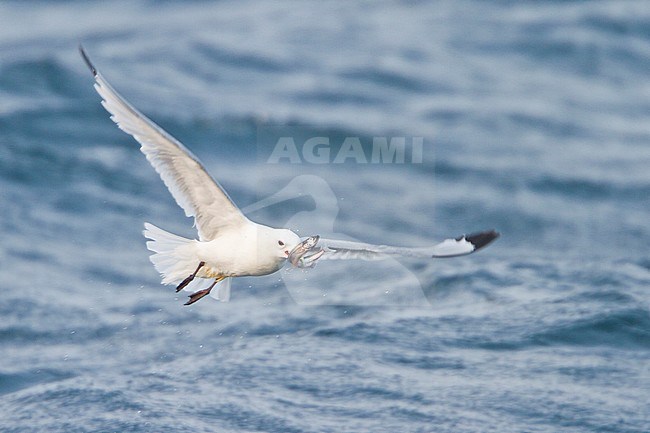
143;222;199;285
143;223;232;302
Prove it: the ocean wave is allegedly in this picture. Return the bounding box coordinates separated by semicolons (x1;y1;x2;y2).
529;308;650;350
0;369;74;397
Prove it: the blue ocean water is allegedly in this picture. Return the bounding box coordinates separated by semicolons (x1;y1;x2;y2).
1;1;649;432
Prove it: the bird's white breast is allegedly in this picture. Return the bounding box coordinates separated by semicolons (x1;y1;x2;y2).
195;223;285;277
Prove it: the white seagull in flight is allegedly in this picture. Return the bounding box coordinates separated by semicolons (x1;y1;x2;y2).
80;47;499;305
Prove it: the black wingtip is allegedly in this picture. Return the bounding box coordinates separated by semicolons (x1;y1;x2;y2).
464;229;500;251
78;44;97;76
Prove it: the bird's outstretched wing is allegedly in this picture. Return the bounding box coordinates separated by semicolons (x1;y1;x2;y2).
80;46;248;241
314;230;499;262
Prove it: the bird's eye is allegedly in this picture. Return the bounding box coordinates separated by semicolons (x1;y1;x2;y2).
278;240;285;246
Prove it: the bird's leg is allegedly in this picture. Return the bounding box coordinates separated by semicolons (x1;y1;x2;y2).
175;261;205;293
184;276;225;306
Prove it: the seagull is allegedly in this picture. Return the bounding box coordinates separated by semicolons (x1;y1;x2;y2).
79;46;499;305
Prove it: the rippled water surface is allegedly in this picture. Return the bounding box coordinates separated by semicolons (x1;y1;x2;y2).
1;1;649;432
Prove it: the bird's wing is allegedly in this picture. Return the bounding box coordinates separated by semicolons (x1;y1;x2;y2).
316;230;499;261
80;47;248;241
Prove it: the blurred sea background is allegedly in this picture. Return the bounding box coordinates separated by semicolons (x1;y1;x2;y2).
1;1;649;432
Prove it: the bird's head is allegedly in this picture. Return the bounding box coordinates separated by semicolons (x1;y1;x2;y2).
273;229;301;259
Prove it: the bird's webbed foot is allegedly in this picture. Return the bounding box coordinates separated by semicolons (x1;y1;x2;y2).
184;288;212;305
183;276;224;306
176;261;205;292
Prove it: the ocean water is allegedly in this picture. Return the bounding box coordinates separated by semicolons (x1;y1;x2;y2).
1;1;649;432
